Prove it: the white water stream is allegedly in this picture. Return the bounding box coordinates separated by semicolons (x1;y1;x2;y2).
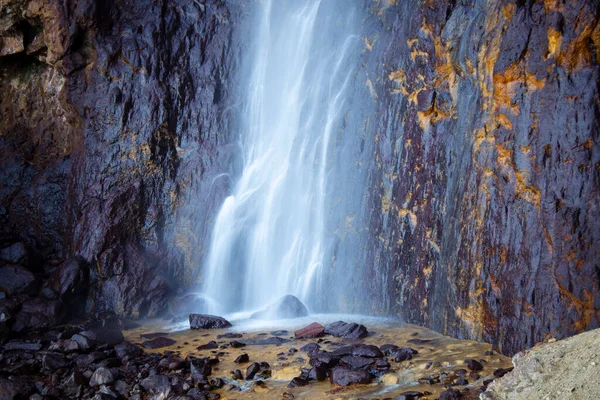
201;0;360;315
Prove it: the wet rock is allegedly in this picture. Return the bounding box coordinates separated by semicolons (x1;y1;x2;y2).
493;367;513;378
250;295;308;320
324;321;368;338
0;242;30;266
140;374;170;393
217;332;243;339
0;265;37;296
196;341;218;350
234;354;249;363
308;366;328;381
350;344;383;358
233;370;244;380
229;340;245;348
209;377;224;389
294;322;324;339
250;336;290;345
309;350;342;368
187;356;212;376
90;367;115;386
189;314;232;330
142;336;176;349
12;298;65;332
340;356;375;369
391;348;418;362
439;388;462;399
71;333;93;350
140;332;169;340
330;367;372;386
395;392;424;400
300;343;320;353
380;344;400;355
245;362;261;380
465;359;483;372
287;377;309;388
114;341;143;359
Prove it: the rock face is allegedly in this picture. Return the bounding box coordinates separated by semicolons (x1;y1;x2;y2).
357;0;600;354
0;0;241;322
250;295;309;320
1;0;599;356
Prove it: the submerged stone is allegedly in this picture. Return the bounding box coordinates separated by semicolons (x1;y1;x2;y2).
189;314;232;329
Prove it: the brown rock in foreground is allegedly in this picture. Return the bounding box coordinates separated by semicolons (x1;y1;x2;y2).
294;322;325;339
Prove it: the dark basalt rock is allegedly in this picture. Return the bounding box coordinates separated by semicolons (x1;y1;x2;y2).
230;340;246;348
142;336;177;349
2;341;42;351
0;265;37;296
339;355;375;369
189;314;232;330
287;377;309;388
140;374;171;393
391;348;418;362
90;367;115;387
245;362;261;380
114;341;143;359
395;392;424;400
308;366;328;381
0;376;35;399
294;322;324;339
300;342;320;353
439;388;462;399
309;350;342;369
196;341;218;350
234;353;249;363
324;321;368;339
249;336;290;345
250;295;309;320
330;367;372;386
380;344;400;355
465;359;483;372
493;367;514;378
217;332;243;339
79;327;124;346
12;298;65;332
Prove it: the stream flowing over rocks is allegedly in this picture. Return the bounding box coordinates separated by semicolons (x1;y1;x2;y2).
0;0;599;389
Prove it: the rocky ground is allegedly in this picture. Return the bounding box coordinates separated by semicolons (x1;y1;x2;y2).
0;309;516;400
482;328;600;400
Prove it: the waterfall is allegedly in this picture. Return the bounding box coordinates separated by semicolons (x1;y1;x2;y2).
201;0;361;316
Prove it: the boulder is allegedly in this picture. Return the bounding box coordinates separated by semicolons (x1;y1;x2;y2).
0;265;37;296
90;367;114;386
250;295;308;320
324;321;368;338
12;298;64;332
294;322;324;339
142;336;176;349
340;356;375;369
330;367;372;386
189;314;232;329
79;327;124;345
140;374;170;393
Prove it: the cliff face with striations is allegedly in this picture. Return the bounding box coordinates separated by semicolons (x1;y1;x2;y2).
362;0;600;354
0;0;598;356
0;0;242;327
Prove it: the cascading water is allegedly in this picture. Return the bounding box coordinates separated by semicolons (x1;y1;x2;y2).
201;0;365;316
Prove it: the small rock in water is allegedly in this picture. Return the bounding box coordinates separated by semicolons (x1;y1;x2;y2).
250;295;308;320
189;314;232;329
391;347;418;362
271;330;288;336
287;377;309;388
235;354;249;363
438;388;462;399
217;332;243;339
465;359;483;371
493;367;513;378
396;391;424;400
142;336;176;349
196;341;218;350
324;321;368;339
230;340;246;348
330;367;371;386
250;336;290;345
245;362;261;380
